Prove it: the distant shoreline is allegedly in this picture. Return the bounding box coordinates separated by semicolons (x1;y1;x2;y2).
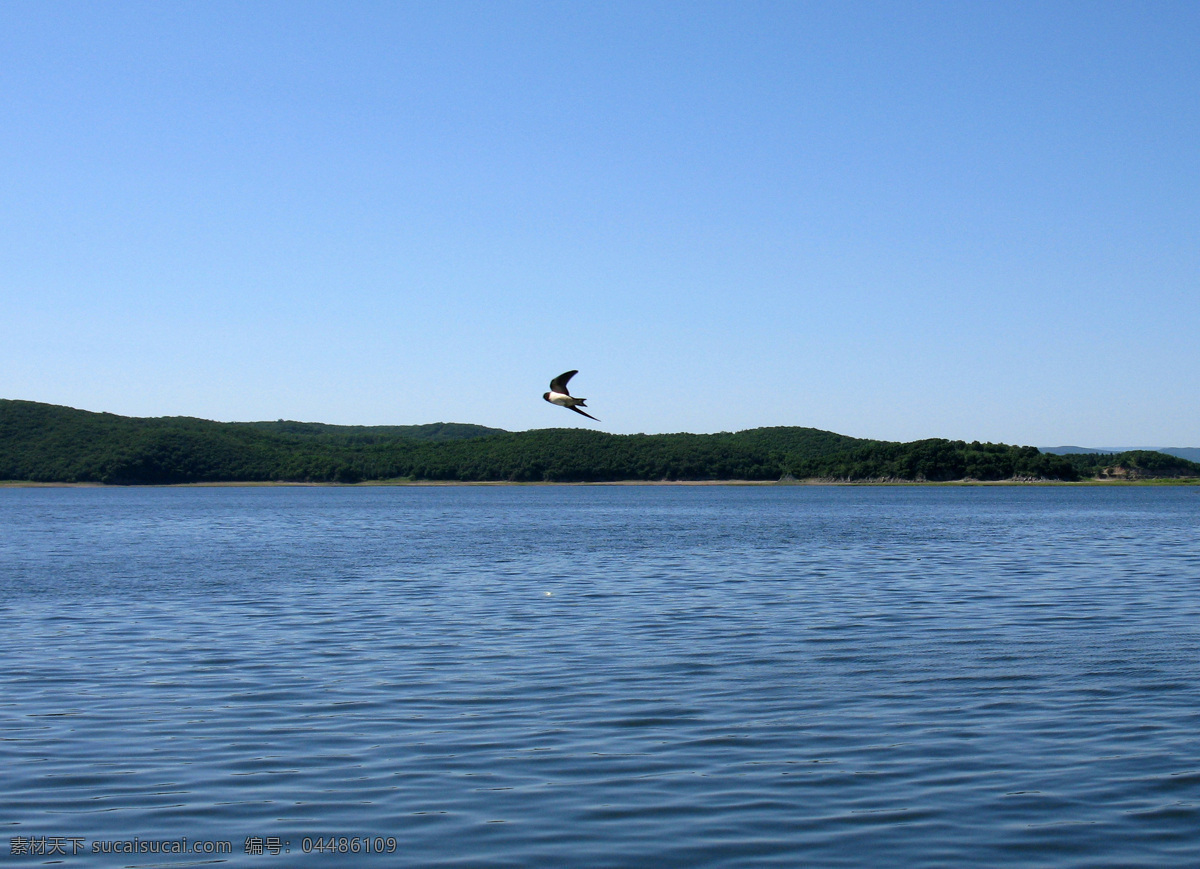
3;478;1197;489
6;399;1197;485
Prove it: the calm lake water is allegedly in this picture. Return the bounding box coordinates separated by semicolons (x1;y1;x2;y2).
1;485;1198;867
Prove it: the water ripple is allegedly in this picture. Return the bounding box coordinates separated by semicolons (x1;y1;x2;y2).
1;486;1198;867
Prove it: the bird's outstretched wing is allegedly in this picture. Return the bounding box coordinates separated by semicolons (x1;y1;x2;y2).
549;370;578;395
569;405;600;422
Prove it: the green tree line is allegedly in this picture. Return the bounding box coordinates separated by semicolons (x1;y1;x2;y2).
3;399;1198;484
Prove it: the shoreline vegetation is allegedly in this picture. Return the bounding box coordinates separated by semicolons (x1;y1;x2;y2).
3;399;1199;486
3;479;1199;488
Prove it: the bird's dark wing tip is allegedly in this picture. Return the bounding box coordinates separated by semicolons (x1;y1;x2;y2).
550;370;579;392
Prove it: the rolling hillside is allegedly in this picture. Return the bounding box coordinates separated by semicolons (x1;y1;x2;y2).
3;399;1198;485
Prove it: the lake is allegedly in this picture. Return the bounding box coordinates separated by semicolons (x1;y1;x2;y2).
2;485;1198;867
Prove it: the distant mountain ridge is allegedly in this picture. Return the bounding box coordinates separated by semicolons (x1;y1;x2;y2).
239;419;506;441
1042;446;1200;463
3;399;1199;484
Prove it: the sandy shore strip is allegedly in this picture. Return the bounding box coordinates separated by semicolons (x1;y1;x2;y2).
3;478;1196;488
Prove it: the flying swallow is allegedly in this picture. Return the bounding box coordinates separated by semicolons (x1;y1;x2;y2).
543;370;600;421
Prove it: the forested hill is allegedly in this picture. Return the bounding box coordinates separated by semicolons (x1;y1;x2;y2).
2;399;1198;485
239;419;505;441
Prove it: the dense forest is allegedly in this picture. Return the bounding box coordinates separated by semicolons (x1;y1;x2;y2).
3;399;1198;485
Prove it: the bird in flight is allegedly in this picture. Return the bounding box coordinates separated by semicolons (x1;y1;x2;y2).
543;370;600;421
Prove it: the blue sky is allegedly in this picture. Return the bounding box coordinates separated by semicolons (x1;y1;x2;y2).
2;1;1197;445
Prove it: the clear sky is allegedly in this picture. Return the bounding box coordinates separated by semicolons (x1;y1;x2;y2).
2;1;1197;445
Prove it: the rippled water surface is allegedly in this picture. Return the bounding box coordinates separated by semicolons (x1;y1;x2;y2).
2;485;1199;867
